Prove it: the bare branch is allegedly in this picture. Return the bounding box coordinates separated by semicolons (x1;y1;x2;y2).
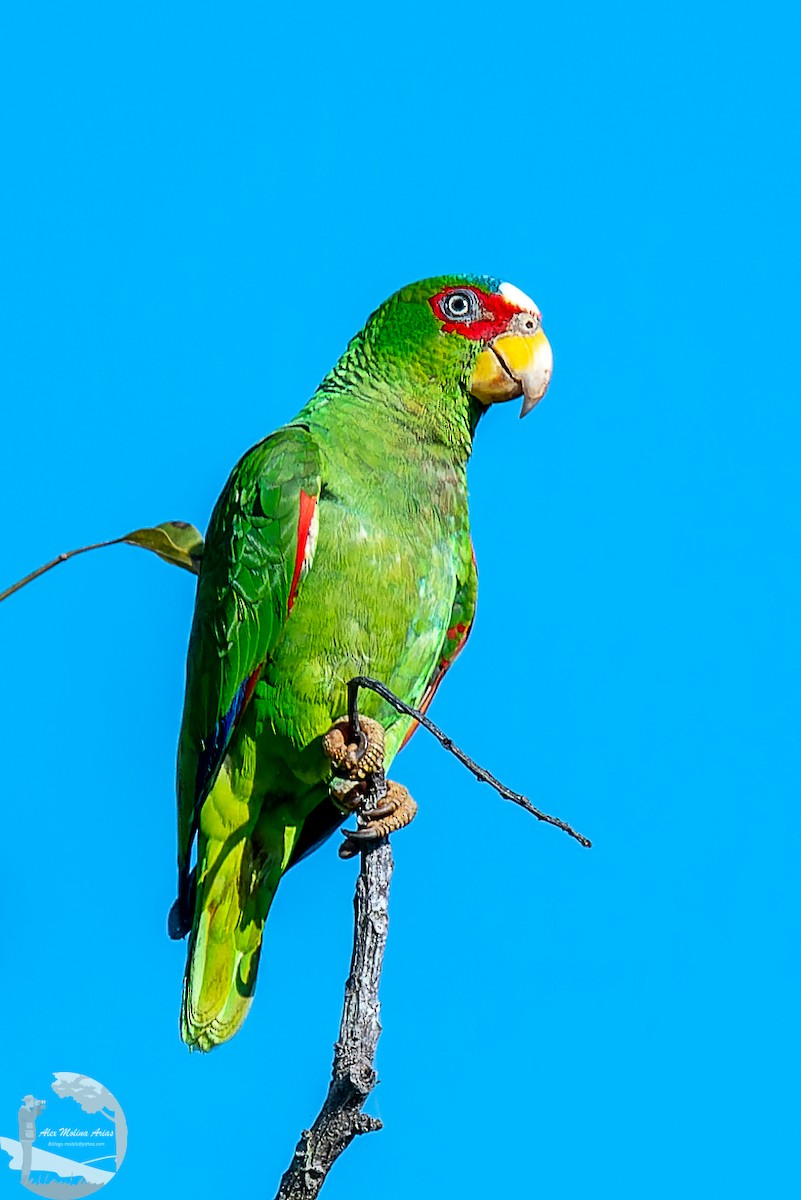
0;539;126;602
275;669;590;1197
348;674;592;848
274;776;392;1199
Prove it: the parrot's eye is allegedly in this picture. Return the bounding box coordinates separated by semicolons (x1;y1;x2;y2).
439;289;482;323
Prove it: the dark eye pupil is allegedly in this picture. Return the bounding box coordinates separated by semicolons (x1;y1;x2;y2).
445;291;472;318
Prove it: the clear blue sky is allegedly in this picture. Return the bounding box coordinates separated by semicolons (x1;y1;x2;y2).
1;2;798;1197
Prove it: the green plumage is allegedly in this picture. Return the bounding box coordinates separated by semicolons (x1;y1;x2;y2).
175;276;500;1050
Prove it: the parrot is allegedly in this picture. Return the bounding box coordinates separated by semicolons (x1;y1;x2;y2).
170;274;553;1051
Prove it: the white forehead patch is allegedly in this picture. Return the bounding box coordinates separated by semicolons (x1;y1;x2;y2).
500;281;541;316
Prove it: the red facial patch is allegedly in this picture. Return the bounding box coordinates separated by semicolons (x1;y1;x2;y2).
428;286;519;341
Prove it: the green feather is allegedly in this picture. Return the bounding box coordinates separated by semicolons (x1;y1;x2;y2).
177;275;496;1049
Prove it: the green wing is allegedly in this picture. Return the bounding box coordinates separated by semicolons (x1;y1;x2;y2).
173;423;321;918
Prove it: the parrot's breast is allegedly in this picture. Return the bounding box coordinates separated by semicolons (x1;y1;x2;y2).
255;474;468;787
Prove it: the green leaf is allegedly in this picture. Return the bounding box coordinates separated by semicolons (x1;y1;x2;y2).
0;520;205;603
123;521;204;575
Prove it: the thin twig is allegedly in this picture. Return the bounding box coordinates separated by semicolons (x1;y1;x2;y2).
0;539;126;603
348;674;592;849
0;521;203;605
274;774;392;1199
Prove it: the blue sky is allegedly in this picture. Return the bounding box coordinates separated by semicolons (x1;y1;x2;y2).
1;2;798;1197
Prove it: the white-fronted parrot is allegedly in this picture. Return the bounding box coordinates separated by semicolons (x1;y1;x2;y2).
172;275;553;1050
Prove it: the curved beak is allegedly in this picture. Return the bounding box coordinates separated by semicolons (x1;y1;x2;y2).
470;325;553;418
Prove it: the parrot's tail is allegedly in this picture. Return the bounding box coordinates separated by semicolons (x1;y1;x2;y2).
180;803;291;1052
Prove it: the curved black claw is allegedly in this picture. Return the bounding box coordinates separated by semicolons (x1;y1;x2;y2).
338;824;389;858
353;727;368;760
338;836;362;860
341;826;382;843
337;780;417;860
360;802;396;820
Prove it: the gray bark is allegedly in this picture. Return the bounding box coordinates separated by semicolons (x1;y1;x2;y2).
274;835;393;1199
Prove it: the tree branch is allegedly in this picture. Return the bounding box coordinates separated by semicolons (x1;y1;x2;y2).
275;670;591;1198
348;674;592;848
274;778;392;1200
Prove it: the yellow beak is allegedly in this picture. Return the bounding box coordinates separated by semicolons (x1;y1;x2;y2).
470;326;553;417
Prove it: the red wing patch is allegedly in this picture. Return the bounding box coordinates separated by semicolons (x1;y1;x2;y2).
288;489;318;614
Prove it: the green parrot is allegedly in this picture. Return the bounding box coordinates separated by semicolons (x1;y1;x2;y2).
171;274;553;1051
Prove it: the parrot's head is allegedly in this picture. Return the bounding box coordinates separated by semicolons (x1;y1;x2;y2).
360;274;553;423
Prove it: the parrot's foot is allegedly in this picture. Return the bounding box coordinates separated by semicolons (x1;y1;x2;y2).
323;715;385;781
328;776;366;814
338;781;418;859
